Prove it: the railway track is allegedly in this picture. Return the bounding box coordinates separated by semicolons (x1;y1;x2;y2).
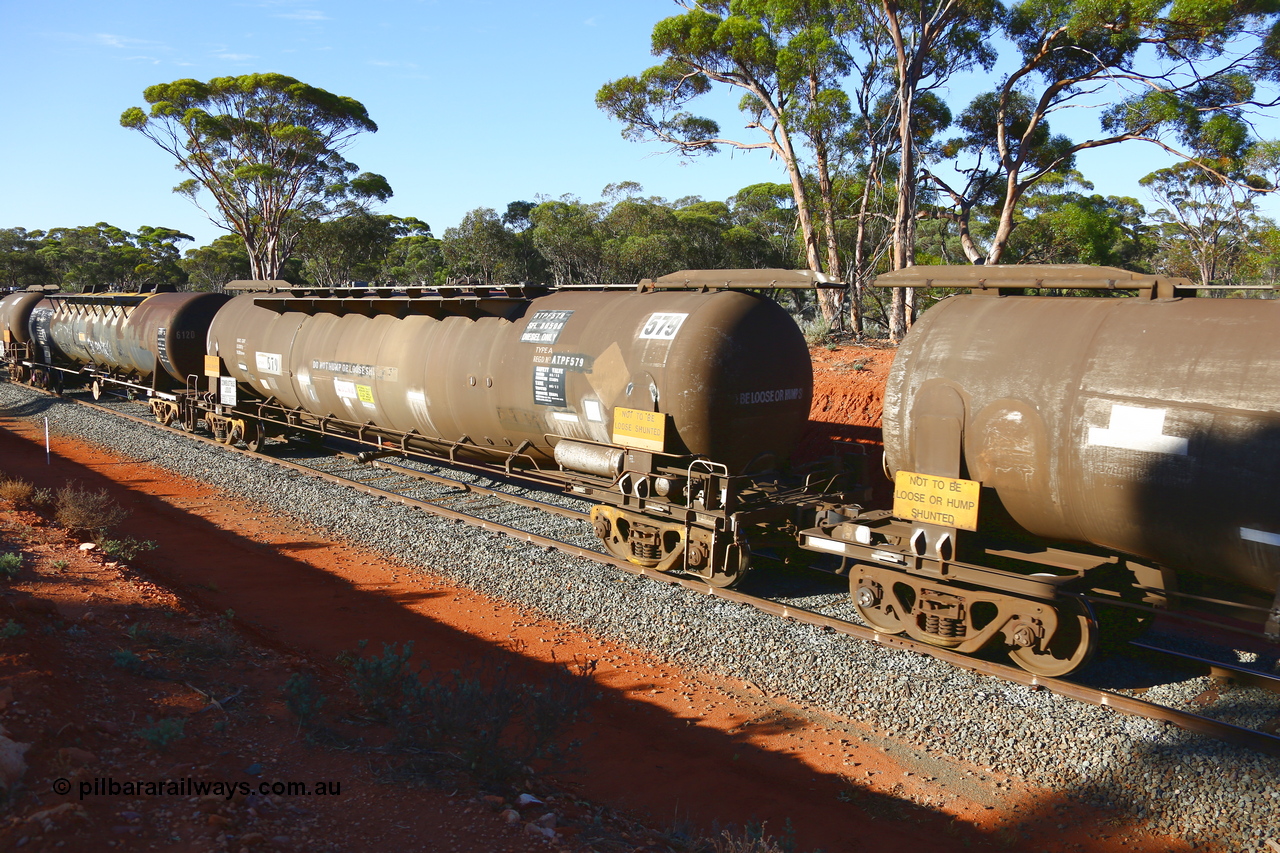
28;386;1280;758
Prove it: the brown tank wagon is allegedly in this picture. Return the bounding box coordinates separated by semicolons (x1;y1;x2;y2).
1;288;51;383
1;289;47;346
800;265;1280;675
884;279;1280;593
195;271;826;585
17;289;230;396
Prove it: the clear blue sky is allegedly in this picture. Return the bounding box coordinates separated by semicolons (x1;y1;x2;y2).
1;0;1272;252
0;0;784;248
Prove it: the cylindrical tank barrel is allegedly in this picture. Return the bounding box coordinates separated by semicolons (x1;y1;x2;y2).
30;292;229;383
884;293;1280;593
1;291;45;344
208;288;812;472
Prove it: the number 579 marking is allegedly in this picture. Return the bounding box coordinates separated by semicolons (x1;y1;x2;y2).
638;313;688;341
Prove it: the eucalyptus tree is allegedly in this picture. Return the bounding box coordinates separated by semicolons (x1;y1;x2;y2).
728;182;798;260
132;226;195;289
874;0;1002;267
35;223;190;291
380;218;443;286
933;0;1280;264
1141;161;1258;288
530;199;606;286
121;73;392;280
296;211;403;287
500;201;550;283
1000;185;1151;268
869;0;1003;340
596;0;863;324
601;198;684;283
0;228;53;290
441;208;521;283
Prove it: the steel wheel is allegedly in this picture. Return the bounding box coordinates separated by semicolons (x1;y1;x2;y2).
242;419;264;453
705;544;750;589
91;379;102;400
1008;598;1097;677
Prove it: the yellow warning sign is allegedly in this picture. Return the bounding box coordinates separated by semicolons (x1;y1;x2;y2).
203;355;221;378
892;471;981;531
611;407;666;452
356;384;375;404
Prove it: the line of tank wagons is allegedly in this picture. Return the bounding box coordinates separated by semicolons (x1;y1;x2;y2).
2;265;1278;677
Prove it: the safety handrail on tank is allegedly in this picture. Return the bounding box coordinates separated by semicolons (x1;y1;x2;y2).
634;268;845;292
227;279;552;301
45;293;150;308
873;264;1224;299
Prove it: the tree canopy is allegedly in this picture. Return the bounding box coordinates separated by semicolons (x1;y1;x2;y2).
597;0;1280;338
121;73;392;280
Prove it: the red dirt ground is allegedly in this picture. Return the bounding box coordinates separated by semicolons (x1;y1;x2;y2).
0;350;1204;853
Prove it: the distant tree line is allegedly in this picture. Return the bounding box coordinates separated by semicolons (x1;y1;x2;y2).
5;172;1280;338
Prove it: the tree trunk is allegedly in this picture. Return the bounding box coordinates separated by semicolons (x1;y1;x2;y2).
810;91;845;331
884;1;916;343
984;172;1023;265
775;126;827;321
852;180;872;337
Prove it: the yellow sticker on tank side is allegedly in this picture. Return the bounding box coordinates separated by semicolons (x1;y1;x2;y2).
612;406;666;452
892;471;980;532
357;384;375;404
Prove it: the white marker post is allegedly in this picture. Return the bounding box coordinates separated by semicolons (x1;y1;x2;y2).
44;416;50;464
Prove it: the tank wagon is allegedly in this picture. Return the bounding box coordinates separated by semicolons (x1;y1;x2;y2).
198;272;818;584
5;264;1279;676
2;284;229;396
798;265;1280;675
1;287;56;380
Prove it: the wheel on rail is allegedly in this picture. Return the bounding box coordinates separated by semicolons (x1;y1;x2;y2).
91;379;102;400
704;543;750;589
850;572;908;634
1007;598;1098;677
242;419;264;453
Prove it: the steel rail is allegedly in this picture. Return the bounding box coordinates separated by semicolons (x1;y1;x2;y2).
333;452;589;522
1129;639;1280;695
69;396;602;546
28;387;1280;758
71;392;590;523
